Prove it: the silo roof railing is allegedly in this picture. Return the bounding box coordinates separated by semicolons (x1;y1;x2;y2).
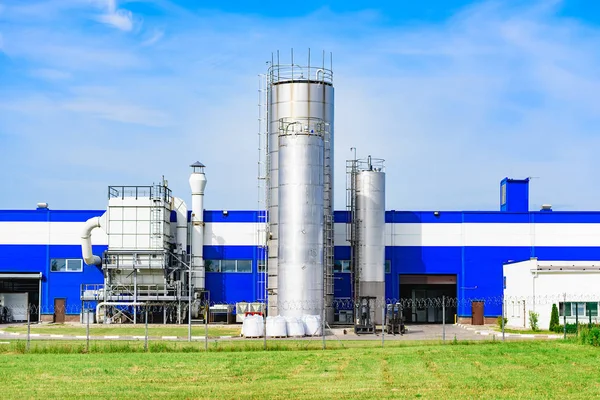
269;64;333;85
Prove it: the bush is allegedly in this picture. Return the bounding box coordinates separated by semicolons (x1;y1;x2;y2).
529;311;540;332
496;316;507;329
549;304;560;332
578;327;600;346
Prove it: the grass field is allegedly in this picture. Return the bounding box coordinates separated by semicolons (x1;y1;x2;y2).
2;324;241;337
1;341;599;399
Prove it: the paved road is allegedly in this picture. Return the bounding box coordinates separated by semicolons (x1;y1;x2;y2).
0;323;562;342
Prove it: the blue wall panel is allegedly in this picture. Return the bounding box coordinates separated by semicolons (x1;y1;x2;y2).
0;244;106;314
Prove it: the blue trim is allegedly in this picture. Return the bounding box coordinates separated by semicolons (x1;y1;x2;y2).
385;211;600;224
4;209;600;224
203;210;262;223
0;210;104;222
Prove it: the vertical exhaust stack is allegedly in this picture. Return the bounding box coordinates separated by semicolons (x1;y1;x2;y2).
189;161;207;293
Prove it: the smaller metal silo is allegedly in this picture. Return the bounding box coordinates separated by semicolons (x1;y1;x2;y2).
347;155;386;325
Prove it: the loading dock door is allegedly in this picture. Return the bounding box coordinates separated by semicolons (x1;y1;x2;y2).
0;273;41;322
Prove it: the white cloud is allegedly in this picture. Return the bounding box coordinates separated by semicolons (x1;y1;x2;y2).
94;0;135;31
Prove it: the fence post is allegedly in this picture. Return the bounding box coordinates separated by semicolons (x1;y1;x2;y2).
144;306;149;352
575;302;579;337
26;305;31;352
442;296;446;343
321;302;326;351
381;302;385;348
563;293;567;340
204;301;209;352
86;304;90;353
501;298;505;342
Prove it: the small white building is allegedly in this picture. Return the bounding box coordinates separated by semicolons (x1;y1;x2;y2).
503;259;600;330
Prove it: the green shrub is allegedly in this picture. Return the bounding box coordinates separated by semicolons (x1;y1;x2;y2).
578;327;600;346
528;311;540;332
553;323;579;334
496;316;507;329
549;304;560;332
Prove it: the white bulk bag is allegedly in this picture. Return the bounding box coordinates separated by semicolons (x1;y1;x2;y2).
303;314;322;336
285;316;305;337
242;314;264;337
266;315;288;337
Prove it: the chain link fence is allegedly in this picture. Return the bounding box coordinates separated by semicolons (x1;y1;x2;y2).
1;293;598;353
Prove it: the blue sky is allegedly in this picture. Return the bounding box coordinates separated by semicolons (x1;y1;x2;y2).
1;0;600;211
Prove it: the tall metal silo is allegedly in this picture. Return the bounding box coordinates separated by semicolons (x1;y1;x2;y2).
347;156;386;325
277;119;325;317
264;50;335;320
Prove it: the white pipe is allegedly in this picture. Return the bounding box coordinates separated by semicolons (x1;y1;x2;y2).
172;197;188;256
81;214;105;266
95;301;143;324
189;169;207;292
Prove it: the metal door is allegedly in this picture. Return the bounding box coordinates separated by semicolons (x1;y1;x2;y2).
471;300;484;325
54;298;66;323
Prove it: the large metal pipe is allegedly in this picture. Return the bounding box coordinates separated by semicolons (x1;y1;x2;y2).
277;127;324;318
189;162;207;292
172;197;188;256
81;214;106;266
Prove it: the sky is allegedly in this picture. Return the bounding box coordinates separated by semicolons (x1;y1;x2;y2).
1;0;600;212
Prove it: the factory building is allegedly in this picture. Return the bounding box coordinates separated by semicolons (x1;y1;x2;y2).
2;50;600;329
2;175;600;325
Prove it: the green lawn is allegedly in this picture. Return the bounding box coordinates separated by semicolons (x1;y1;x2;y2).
2;324;242;338
0;341;599;399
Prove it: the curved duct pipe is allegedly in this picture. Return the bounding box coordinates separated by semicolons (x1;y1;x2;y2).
172;197;188;256
81;214;105;266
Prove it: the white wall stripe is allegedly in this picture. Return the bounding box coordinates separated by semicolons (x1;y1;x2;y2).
1;222;600;247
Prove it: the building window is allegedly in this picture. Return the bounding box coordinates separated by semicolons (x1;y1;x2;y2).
237;260;252;273
51;259;83;272
559;302;572;317
559;302;599;317
334;260;350;273
221;260;236;273
205;259;218;272
385;260;391;274
258;260;266;273
204;260;253;273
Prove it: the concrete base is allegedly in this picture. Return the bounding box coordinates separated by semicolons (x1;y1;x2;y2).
41;314;80;323
457;316;498;325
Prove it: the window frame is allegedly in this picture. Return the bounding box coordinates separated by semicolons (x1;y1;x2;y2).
334;260;351;273
204;259;253;273
51;258;83;273
258;259;266;273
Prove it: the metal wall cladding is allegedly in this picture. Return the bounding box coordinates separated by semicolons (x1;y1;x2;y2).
356;171;386;283
277;133;324;317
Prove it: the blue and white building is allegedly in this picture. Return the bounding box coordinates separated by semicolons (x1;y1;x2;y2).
2;177;600;324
